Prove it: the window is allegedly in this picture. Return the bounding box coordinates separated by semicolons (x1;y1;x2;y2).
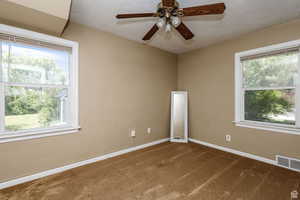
0;24;79;143
235;40;300;135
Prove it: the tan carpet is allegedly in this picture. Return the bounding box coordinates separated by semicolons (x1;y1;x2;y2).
0;142;299;200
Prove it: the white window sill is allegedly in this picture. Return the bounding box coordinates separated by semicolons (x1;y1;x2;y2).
0;126;81;144
234;121;300;135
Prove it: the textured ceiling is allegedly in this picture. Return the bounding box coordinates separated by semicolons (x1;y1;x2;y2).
70;0;300;54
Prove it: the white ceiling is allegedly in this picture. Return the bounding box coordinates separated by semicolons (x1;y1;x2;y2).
70;0;300;54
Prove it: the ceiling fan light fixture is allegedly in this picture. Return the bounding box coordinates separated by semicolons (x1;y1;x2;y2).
171;16;181;28
157;17;166;28
116;1;226;41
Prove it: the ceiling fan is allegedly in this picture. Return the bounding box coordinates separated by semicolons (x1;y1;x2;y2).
116;1;226;41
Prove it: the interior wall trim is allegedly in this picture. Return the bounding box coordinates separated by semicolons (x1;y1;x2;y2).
0;138;169;190
189;138;300;173
188;138;278;166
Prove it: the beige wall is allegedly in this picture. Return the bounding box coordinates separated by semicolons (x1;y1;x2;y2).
0;0;69;36
178;19;300;161
0;22;177;182
6;0;71;19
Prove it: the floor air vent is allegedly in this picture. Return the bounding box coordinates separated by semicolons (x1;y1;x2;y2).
290;160;300;171
276;155;300;172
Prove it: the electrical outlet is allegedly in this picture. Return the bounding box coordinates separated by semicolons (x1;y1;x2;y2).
130;129;136;137
225;135;231;142
147;128;151;134
291;190;298;199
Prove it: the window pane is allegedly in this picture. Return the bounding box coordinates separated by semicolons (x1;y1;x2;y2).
5;86;68;131
244;89;295;125
2;42;69;85
243;52;298;88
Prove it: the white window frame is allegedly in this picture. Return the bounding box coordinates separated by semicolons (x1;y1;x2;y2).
0;24;80;143
234;39;300;135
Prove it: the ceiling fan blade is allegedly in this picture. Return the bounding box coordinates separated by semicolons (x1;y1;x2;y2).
175;23;194;40
182;3;226;16
116;13;157;19
162;0;175;7
143;24;159;41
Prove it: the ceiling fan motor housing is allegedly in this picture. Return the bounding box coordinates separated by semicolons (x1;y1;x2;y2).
157;2;181;18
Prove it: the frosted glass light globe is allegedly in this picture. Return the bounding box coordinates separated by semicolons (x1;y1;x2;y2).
171;16;181;28
156;18;166;28
165;23;172;32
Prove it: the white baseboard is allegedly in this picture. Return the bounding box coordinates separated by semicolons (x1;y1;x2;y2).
190;138;300;173
188;138;276;165
0;138;169;190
